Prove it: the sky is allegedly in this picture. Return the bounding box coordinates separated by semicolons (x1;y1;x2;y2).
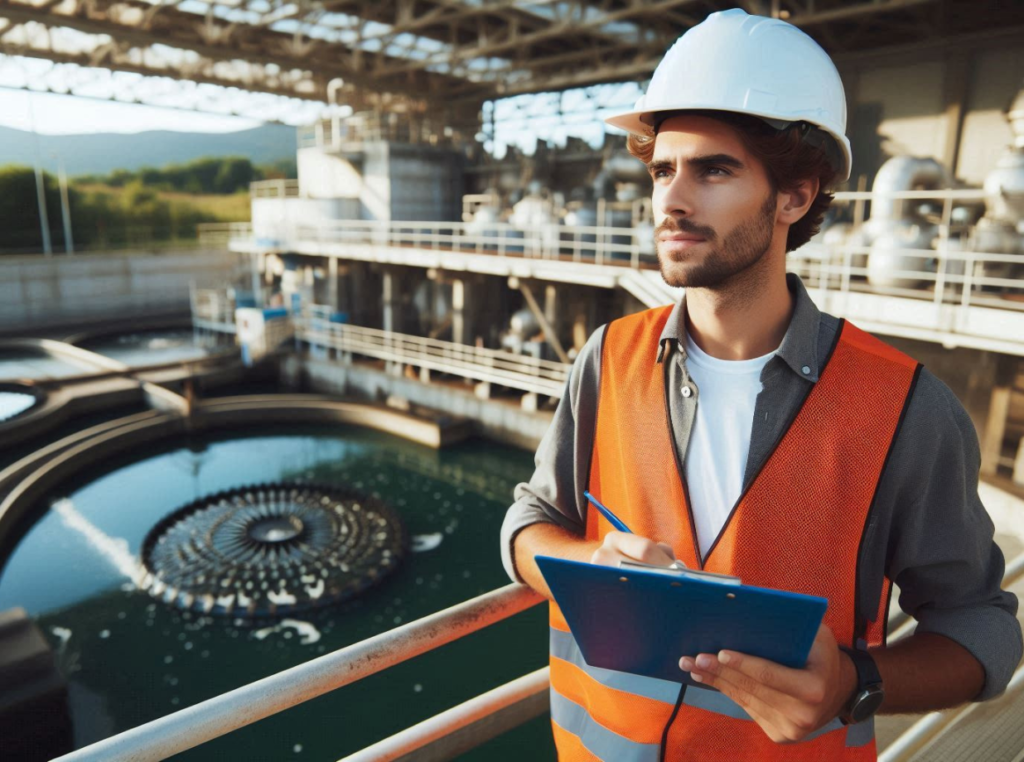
0;66;642;158
0;88;279;135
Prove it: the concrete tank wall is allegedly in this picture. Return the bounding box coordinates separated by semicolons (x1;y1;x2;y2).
0;249;242;336
282;354;553;451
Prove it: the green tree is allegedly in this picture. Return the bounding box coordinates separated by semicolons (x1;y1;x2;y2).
0;165;66;253
213;157;255;194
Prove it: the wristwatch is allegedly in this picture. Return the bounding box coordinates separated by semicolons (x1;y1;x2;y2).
838;646;884;724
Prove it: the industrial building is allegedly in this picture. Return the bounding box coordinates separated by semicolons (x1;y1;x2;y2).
1;1;1023;761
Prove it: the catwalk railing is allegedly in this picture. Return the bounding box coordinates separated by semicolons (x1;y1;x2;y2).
199;187;1024;354
201;217;656;269
189;295;572;397
189;284;238;334
49;545;1024;761
51;585;547;762
299;306;569;398
250;179;301;199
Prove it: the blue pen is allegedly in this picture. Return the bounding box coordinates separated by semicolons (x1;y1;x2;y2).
583;490;632;533
584;490;687;570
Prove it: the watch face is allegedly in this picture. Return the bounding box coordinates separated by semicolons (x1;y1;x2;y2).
851;686;885;724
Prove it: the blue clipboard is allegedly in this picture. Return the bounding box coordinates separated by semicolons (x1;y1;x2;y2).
536;555;827;683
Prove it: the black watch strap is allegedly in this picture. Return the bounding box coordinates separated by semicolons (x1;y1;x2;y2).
840;645;882;686
839;646;884;724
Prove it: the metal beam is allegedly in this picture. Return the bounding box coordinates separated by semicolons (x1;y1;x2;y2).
0;39;333;103
788;0;938;27
371;0;696;77
517;280;571;364
0;0;465;100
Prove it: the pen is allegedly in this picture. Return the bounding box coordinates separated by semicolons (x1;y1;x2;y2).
583;490;632;533
583;491;687;570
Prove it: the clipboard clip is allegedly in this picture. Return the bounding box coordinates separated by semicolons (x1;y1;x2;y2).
618;560;743;586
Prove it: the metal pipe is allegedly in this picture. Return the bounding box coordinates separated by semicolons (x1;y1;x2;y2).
337;668;550;762
27;92;53;256
867;159;953;224
53;585;543;762
55;153;74;254
328;77;346;150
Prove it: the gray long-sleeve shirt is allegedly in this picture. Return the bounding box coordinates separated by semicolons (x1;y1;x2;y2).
501;273;1022;700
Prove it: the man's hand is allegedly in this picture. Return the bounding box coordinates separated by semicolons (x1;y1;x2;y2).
679;624;857;744
591;531;677;568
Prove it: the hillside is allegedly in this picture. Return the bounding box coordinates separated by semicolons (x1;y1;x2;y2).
0;124;297;176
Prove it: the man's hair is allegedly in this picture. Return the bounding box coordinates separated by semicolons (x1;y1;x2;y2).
626;110;838;252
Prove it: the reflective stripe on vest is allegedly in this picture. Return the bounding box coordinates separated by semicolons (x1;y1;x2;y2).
549;308;920;761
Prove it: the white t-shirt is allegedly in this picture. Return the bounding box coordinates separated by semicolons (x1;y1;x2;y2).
682;332;777;559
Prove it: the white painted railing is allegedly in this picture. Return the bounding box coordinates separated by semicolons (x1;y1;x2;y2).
188;296;571;396
200;218;654;269
50;530;1024;761
792;189;1024;317
198;187;1024;354
190;285;238;334
250;179;301;199
198;190;1024;310
299;306;569;397
193;221;256;247
53;585;545;762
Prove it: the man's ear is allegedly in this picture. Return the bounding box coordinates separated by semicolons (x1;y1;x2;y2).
777;177;820;225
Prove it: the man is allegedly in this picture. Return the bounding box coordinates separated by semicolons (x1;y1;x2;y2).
500;9;1022;761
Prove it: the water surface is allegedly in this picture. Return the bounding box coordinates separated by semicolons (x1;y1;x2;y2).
0;425;553;761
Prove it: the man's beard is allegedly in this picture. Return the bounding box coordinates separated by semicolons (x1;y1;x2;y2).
654;192;777;289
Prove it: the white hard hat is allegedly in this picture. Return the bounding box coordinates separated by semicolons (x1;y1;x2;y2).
605;8;852;182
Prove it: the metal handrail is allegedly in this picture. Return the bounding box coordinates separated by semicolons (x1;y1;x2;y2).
53;584;544;762
250;179;301;199
198;189;1023;297
303;305;566;373
337;668;550;762
188;295;573;396
190;286;238;333
298;315;570;397
299;303;570;393
200;218;654;270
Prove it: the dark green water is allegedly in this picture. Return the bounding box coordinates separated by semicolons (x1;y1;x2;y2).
0;425;555;761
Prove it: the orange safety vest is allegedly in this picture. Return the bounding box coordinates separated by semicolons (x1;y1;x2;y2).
549;306;920;762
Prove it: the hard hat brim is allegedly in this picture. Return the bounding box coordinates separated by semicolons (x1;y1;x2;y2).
605;106;852;183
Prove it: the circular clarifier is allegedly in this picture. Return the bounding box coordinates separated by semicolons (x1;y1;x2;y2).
139;482;406;617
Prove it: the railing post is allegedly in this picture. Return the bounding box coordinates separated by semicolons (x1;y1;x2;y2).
933;195;953;307
841;243;852;296
958;248;976;335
